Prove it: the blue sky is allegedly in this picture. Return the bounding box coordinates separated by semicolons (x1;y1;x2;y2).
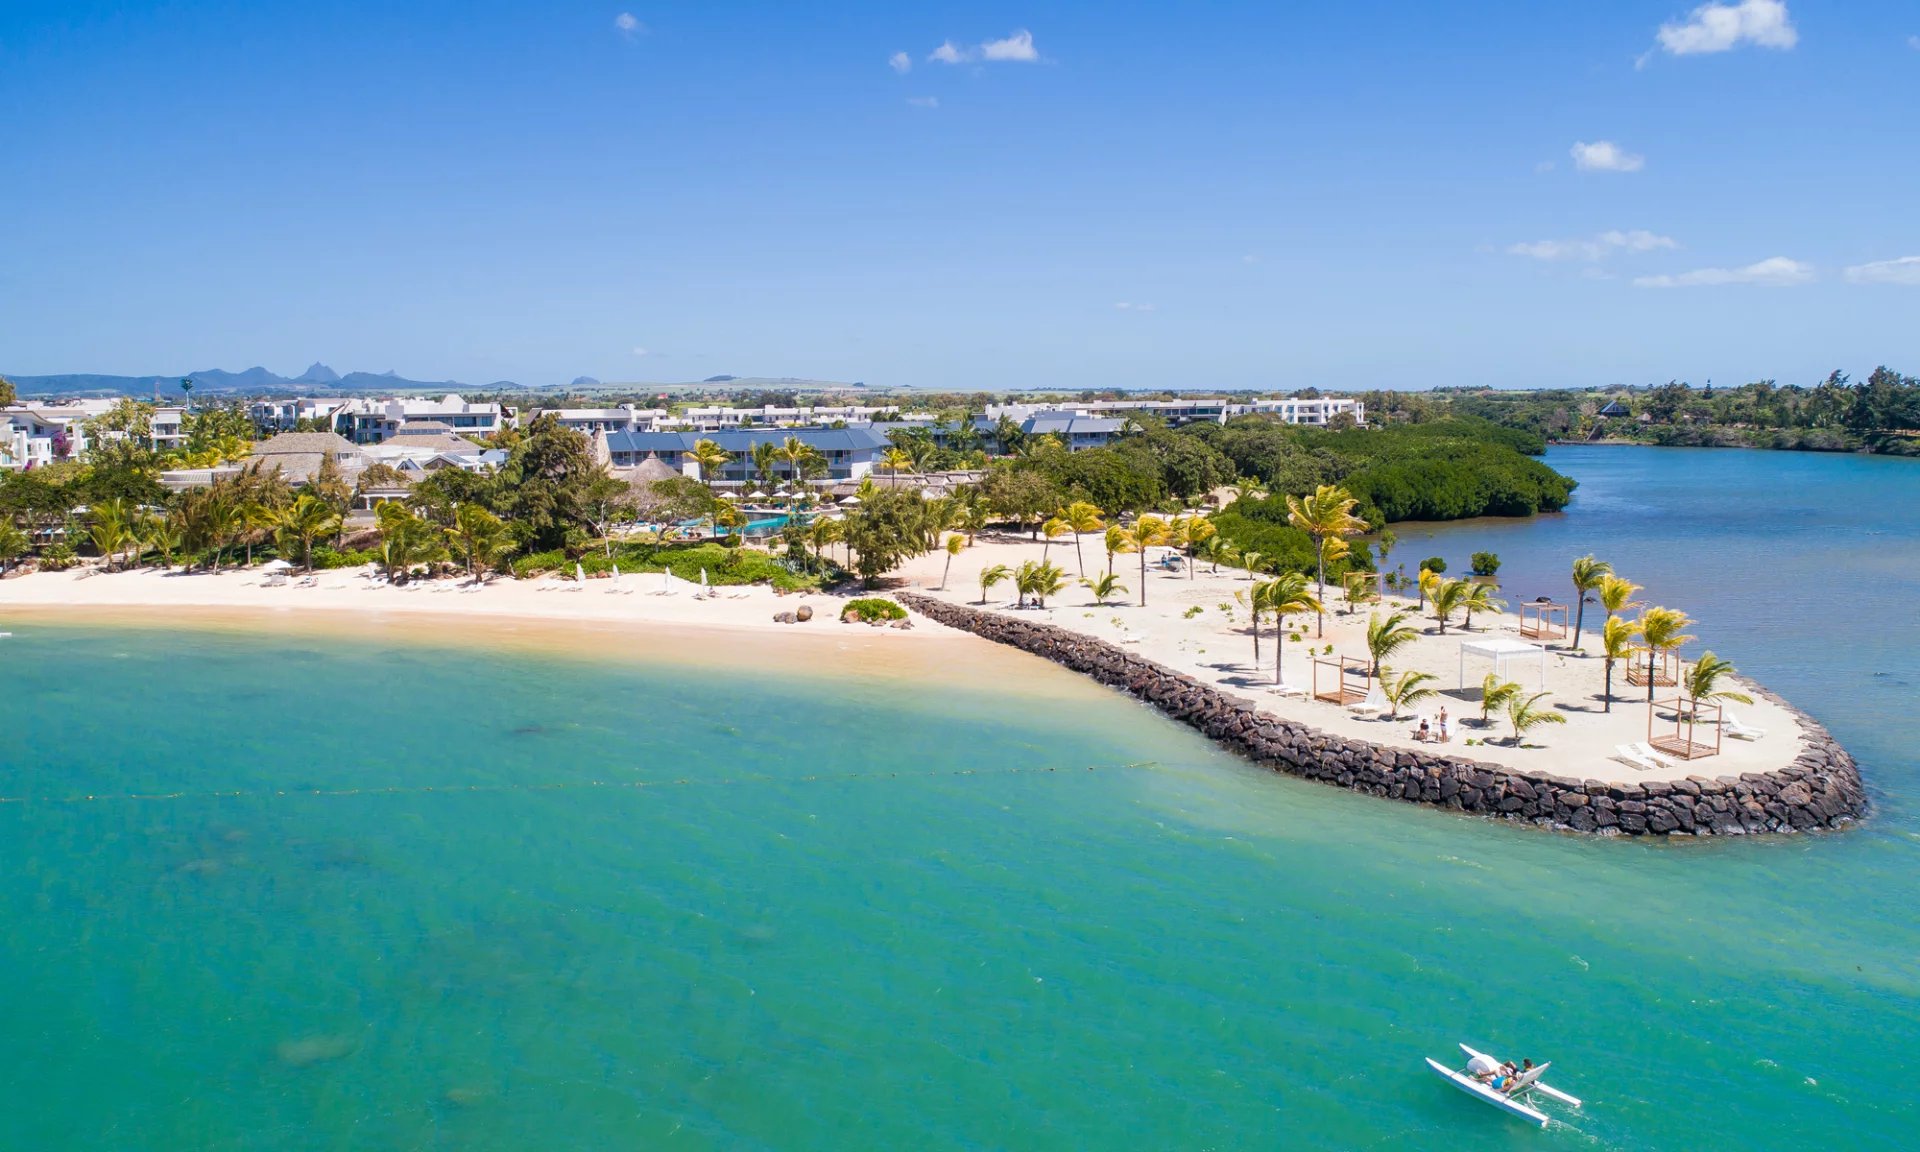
2;1;1917;390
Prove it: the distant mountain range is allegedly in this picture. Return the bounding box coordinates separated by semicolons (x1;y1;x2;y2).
2;363;514;399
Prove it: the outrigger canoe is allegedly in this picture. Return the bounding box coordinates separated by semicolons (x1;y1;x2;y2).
1425;1043;1582;1128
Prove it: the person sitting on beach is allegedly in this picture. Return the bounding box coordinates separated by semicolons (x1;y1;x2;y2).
1413;719;1431;742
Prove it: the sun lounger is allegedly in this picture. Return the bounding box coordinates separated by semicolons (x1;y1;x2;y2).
1346;685;1387;715
1268;682;1304;698
1614;742;1678;772
1723;711;1767;740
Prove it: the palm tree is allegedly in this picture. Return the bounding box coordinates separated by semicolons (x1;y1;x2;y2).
1197;535;1234;574
1505;691;1566;746
978;562;1013;605
1062;500;1104;576
939;532;965;590
277;494;341;572
807;515;843;571
1286;484;1367;634
451;503;513;581
1130;514;1172;606
87;498;133;571
880;446;915;478
687;438;732;485
1040;516;1069;563
1081;572;1127;605
1258;571;1320;685
1416;565;1441;611
1238;548;1267;585
1380;668;1439;720
1015;559;1067;608
1104;523;1134;579
1460;582;1505;631
750;440;780;489
0;522;30;575
1365;609;1419;677
1685;651;1755;709
1569;554;1613;650
1429;578;1471;635
1599;615;1635;713
1479;673;1522;727
1633;606;1695;705
1182;515;1215;580
1597;573;1642;624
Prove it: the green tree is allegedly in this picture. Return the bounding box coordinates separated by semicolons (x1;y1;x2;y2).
1597;573;1641;623
375;502;445;582
1365;609;1419;677
0;375;14;406
1257;570;1320;685
841;488;934;585
939;532;965;590
1380;668;1439;720
498;414;601;552
1505;691;1566;746
278;494;342;572
0;521;30;573
977;562;1012;604
87;497;135;571
1460;581;1504;631
1685;651;1755;709
1429;577;1471;635
687;438;732;484
1479;673;1522;727
1128;514;1173;607
1062;500;1104;577
1599;615;1635;713
1081;572;1127;605
1014;559;1067;608
450;503;514;581
1286;484;1367;637
1633;606;1695;704
1569;554;1613;649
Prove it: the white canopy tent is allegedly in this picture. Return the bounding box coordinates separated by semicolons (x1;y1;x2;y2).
1458;637;1547;691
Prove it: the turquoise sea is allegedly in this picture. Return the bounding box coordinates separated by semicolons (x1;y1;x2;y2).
3;445;1917;1150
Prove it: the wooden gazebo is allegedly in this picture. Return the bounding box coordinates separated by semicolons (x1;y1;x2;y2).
1626;647;1680;687
1650;697;1722;760
1518;601;1570;642
1312;654;1371;705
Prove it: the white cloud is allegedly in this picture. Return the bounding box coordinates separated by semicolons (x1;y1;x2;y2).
907;96;939;108
1571;140;1644;172
980;29;1039;62
1844;256;1920;285
1114;302;1157;312
613;12;642;35
1634;256;1813;288
1241;253;1259;264
889;51;911;74
1654;0;1797;57
1908;35;1920;50
632;346;651;357
929;29;1041;64
1508;230;1678;262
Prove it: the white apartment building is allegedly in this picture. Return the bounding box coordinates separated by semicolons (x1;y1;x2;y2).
660;404;917;431
982;395;1365;428
338;395;506;443
248;398;352;433
523;404;670;434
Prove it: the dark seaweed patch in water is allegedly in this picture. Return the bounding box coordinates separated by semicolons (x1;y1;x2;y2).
511;724;546;736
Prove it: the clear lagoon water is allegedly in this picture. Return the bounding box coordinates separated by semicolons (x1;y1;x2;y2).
3;445;1917;1150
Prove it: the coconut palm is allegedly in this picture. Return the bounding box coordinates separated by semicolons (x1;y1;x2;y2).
1258;571;1320;685
1633;606;1695;704
1460;582;1505;631
978;562;1013;605
1286;483;1367;629
1103;523;1134;578
1598;573;1642;623
1416;565;1442;612
1380;668;1439;720
87;498;134;571
750;440;780;488
1479;673;1522;727
1429;577;1471;635
1685;651;1754;709
1130;514;1172;606
1060;501;1104;576
1505;691;1566;746
1599;615;1636;713
1040;516;1069;562
1197;535;1235;574
1015;559;1067;608
1569;554;1613;649
451;503;514;581
0;521;30;574
880;447;915;478
1238;548;1267;584
1182;515;1216;580
939;532;965;590
1365;609;1419;677
277;493;342;572
1082;572;1127;606
687;438;732;484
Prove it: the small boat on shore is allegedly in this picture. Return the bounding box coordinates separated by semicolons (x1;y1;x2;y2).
1426;1043;1581;1128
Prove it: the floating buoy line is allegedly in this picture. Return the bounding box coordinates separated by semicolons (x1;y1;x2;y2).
0;761;1160;807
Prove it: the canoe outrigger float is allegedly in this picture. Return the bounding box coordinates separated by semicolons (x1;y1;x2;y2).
1426;1043;1582;1128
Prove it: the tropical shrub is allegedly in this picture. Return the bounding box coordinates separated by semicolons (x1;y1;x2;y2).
842;597;907;622
1470;551;1501;576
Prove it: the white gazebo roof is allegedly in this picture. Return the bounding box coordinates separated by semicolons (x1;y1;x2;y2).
1458;637;1547;690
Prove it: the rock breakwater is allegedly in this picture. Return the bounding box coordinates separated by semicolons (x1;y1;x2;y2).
902;594;1868;837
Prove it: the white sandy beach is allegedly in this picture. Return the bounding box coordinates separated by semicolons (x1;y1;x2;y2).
891;532;1811;786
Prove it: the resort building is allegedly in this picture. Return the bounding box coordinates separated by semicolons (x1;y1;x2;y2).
361;422;506;474
248;398;353;434
983;396;1366;428
594;426;892;484
521;405;670;435
336;395;506;443
660;404;916;432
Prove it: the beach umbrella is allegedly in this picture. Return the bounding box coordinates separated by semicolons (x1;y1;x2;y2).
662;569;673;595
700;568;709;595
610;563;620;587
575;563;586;583
720;491;738;500
261;559;293;572
841;495;861;506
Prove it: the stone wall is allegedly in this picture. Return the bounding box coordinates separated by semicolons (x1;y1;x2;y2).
900;594;1868;837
